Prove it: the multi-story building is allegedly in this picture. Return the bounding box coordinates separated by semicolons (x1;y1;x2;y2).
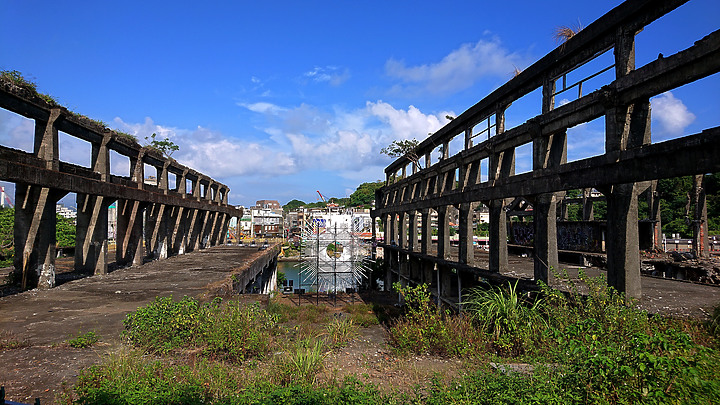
250;200;283;238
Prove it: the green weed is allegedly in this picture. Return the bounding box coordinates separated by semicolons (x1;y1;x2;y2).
66;331;99;348
326;317;357;348
274;339;326;386
463;281;546;355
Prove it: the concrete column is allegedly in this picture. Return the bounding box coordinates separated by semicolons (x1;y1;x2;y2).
13;184;66;289
200;210;214;248
158;162;170;194
116;199;145;266
408;211;418;252
218;213;230;245
169;206;185;255
649;181;662;250
437;206;450;260
389;213;397;245
33;109;61;170
75;194;110;275
692;175;709;258
92;134;111;181
147;203;170;259
398;212;407;249
602;29;647;299
371;215;377;260
488;148;514;273
532;123;566;283
533;193;559;283
186;208;200;252
129;151;145;188
582;188;595;221
458;203;474;265
606;183;642;299
420;209;432;255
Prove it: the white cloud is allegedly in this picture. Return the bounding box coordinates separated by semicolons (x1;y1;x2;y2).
652;92;696;138
239;100;453;175
385;38;524;95
240;102;287;115
112;117;295;178
304;66;350;86
366;101;452;140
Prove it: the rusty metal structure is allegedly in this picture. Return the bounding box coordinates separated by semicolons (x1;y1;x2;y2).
371;0;719;304
0;80;241;290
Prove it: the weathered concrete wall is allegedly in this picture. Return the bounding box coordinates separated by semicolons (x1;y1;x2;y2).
0;80;242;290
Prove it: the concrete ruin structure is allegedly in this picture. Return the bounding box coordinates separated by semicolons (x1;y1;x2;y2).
371;0;720;304
0;81;242;290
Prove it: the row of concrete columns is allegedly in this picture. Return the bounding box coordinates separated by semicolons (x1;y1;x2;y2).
11;108;234;290
375;27;713;302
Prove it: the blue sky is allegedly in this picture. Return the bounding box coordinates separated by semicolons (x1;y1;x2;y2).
1;0;718;208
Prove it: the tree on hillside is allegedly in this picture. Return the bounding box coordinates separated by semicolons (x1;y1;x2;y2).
350;181;384;207
283;199;306;212
0;208;14;265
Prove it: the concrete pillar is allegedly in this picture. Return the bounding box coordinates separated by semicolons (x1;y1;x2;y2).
129;151;145;188
371;215;377;260
437;206;450;260
458;203;474;265
92;134;111;181
408;211;418;252
398;212;407;249
533;193;560;283
75;194;110;275
582;188;595;221
421;209;432;255
158;162;170;194
186;208;200;252
13;185;66;289
602;29;647;299
649;181;662;250
33;109;61;171
146;203;170;260
389;213;397;245
169;206;185;255
488;135;514;273
116;199;145;266
606;183;642;298
692;175;709;258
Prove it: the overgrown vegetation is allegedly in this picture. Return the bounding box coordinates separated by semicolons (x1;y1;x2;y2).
123;296;277;361
63;278;720;404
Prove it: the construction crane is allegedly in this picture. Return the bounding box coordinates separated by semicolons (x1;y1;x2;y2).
316;190;339;208
0;186;13;208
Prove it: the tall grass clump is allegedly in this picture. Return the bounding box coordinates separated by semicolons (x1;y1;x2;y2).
325;317;357;348
273;339;326;386
387;283;482;356
463;281;546;355
123;296;277;361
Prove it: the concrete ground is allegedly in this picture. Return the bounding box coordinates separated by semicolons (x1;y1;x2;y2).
0;245;276;404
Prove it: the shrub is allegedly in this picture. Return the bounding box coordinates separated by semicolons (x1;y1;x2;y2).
387;283;483;356
123;296;277;361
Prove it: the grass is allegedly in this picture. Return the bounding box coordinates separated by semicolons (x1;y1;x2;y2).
61;282;720;405
0;330;30;351
66;331;100;348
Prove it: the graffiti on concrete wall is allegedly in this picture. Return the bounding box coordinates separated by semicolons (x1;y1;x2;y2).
508;221;605;252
